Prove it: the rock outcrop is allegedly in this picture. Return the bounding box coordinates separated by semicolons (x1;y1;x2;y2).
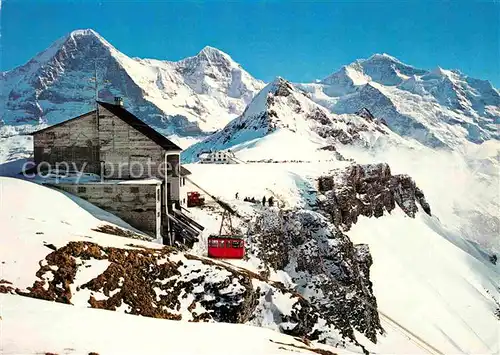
247;208;382;347
241;163;430;346
317;163;431;230
18;241;341;343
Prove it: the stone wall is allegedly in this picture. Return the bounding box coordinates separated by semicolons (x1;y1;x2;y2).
54;182;161;236
33;111;100;174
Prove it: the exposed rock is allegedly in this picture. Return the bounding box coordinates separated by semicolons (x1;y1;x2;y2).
247;208;382;346
20;241;340;343
273;78;294;97
317;163;431;230
355;108;376;121
0;279;15;294
92;224;151;241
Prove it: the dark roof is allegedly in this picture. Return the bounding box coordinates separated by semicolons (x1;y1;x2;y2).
97;101;181;151
30;102;182;152
30;110;97;135
180;166;192;176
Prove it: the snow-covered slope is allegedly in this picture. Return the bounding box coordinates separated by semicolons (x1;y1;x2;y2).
181;161;499;355
182;78;402;162
0;176;365;353
1;158;498;354
348;210;500;355
2;29;499;355
336;139;500;256
0;29;263;135
1;294;349;355
298;54;499;148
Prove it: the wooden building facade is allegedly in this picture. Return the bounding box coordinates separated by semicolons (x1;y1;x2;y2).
31;98;202;245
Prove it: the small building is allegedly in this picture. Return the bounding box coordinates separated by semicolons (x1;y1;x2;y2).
29;98;202;245
199;150;239;164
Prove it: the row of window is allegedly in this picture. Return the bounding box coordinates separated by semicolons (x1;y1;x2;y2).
208;240;244;248
76;186;137;194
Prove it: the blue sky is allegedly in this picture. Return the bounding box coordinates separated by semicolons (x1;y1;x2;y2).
1;0;499;86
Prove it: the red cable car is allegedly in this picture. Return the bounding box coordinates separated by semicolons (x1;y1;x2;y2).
187;191;205;207
207;235;245;259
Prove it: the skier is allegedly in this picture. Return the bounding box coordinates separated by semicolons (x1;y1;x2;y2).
262;196;266;206
235;192;239;200
268;196;274;207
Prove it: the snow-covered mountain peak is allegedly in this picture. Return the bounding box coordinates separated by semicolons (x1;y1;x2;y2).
319;53;426;94
179;45;240;72
356;54;427;86
68;28;102;40
301;52;500;148
55;28;118;58
431;65;447;76
182;77;396;162
364;52;403;64
318;64;370;95
197;45;232;61
268;76;294;93
0;31;264;131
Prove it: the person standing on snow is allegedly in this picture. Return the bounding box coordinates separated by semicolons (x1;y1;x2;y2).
235;192;239;200
262;196;266;206
268;196;274;207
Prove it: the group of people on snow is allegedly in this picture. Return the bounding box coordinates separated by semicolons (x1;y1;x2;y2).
236;192;274;207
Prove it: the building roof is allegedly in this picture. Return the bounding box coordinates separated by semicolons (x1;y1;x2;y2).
97;101;181;151
29;110;97;134
30;101;182;152
180;166;192;176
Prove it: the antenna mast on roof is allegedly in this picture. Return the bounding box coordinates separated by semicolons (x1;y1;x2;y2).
89;58;110;128
94;59;98;113
89;59;100;128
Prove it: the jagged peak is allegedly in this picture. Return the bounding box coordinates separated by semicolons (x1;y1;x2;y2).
322;63;371;87
68;28;100;39
195;45;233;62
431;66;448;76
424;67;460;84
358;53;424;74
270;76;288;85
268;76;295;95
366;53;403;63
199;45;225;55
64;28;116;50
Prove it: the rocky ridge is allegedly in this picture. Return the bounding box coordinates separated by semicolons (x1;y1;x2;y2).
7;240;353;348
317;163;431;230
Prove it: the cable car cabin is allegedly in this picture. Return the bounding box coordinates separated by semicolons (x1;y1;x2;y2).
187;191;205;207
207;236;245;259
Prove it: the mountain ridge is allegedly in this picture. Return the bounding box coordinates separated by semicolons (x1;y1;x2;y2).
181;77;403;163
1;28;499;154
1;29;264;134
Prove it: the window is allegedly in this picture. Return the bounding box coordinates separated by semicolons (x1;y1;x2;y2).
219;240;225;248
209;240;218;248
232;241;240;248
77;186;86;193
